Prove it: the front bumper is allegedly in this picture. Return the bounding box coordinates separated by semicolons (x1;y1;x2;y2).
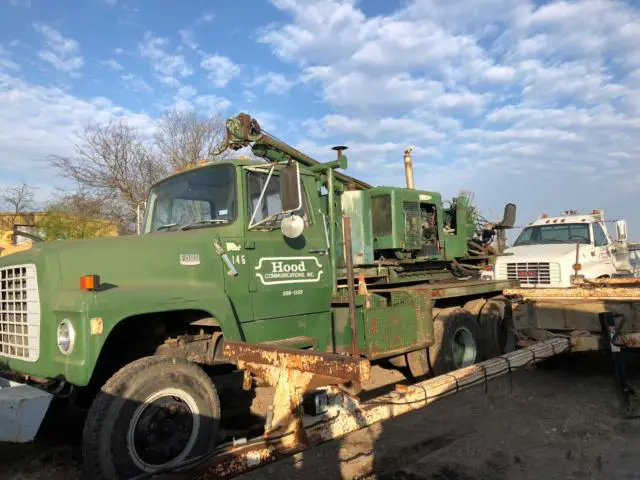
0;377;53;442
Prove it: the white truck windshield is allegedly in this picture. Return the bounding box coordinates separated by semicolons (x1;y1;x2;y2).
144;165;236;233
514;223;591;246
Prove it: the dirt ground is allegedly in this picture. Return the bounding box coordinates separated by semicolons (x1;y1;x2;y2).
3;351;640;480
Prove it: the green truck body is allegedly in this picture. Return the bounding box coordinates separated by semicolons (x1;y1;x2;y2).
0;113;517;479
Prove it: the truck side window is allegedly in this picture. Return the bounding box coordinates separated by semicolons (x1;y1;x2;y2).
593;223;608;247
247;171;310;226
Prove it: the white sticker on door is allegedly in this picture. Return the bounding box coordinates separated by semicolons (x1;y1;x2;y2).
255;256;324;285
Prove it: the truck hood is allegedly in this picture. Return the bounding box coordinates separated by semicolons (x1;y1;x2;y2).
0;231;223;292
501;243;581;261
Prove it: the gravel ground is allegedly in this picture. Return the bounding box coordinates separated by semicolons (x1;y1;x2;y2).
2;351;640;480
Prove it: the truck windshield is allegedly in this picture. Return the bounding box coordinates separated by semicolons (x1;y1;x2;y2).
514;223;591;246
144;165;236;233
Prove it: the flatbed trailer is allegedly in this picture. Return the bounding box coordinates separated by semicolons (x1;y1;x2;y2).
505;278;640;352
505;277;640;414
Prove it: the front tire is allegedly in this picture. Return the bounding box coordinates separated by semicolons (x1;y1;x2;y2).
82;356;220;480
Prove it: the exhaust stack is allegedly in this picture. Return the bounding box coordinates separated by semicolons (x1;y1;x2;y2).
404;145;414;189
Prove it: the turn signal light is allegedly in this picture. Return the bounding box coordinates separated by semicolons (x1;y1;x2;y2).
572;263;582;272
80;274;101;291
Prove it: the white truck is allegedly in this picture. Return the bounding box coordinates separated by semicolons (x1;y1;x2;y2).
487;209;632;287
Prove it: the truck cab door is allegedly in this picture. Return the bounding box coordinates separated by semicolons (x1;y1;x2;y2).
592;222;616;272
243;166;332;321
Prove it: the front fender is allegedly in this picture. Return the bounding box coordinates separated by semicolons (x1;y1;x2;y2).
56;283;243;386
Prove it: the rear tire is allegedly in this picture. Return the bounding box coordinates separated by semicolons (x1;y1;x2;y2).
428;308;480;376
82;356;220;480
479;296;516;359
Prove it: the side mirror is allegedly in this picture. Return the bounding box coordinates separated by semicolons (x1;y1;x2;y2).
497;203;516;229
280;161;302;212
616;220;628;242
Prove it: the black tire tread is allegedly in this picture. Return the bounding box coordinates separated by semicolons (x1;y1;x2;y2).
82;356;220;480
428;307;480;376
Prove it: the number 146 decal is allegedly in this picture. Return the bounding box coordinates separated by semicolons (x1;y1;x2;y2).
231;254;246;265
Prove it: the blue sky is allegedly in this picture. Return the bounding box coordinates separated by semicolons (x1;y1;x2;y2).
1;0;640;238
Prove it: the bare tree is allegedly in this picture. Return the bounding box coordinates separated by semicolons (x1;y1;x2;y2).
48;119;167;233
0;182;35;231
154;109;230;169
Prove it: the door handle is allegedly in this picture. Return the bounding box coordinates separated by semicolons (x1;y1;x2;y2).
309;248;327;255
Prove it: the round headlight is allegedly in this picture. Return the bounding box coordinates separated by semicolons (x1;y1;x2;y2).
57;319;76;355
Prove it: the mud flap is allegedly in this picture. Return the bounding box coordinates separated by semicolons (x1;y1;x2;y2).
0;377;53;442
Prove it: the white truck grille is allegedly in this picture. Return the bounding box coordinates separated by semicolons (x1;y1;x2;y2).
503;262;561;286
0;264;40;361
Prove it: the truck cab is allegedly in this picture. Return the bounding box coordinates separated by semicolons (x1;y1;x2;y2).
493;210;632;287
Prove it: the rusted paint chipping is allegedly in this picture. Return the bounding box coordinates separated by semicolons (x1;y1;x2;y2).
223;341;371;382
504;287;640;300
574;277;640;287
168;338;568;480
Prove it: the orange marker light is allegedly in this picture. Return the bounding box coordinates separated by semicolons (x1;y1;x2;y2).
80;274;100;291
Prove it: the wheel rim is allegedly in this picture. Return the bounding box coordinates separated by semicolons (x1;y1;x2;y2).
451;326;477;368
127;388;201;472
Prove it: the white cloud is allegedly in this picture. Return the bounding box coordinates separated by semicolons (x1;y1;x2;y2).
0;45;19;71
0;73;156;183
157;75;181;87
179;29;198;50
200;55;240;88
242;90;258;103
304;114;447;142
98;58;123;70
121;73;152;92
33;23;84;74
483;65;517;82
197;12;216;25
258;0;640;237
248;72;295;95
194;95;232;114
176;85;197;99
139;32;193;79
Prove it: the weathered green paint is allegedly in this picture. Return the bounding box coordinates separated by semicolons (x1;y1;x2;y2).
341;191;374;265
0;120;511;389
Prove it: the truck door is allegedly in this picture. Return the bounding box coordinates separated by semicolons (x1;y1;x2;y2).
592;222;615;272
243;166;332;321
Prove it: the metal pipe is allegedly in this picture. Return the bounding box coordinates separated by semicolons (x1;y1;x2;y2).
342;216;358;356
327;168;337;295
259;135;371;190
403;145;414;190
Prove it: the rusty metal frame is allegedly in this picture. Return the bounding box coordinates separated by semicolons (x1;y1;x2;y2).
504;286;640;300
374;279;518;299
220;341;370;452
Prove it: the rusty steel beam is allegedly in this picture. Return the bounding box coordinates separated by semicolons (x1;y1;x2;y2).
222;341;370;382
573;277;640;287
566;331;640;352
504;287;640;300
162;338;569;480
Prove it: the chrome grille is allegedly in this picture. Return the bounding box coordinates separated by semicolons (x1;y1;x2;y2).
503;262;561;286
0;264;40;361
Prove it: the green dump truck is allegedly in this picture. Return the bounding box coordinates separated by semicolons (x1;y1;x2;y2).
0;113;518;479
